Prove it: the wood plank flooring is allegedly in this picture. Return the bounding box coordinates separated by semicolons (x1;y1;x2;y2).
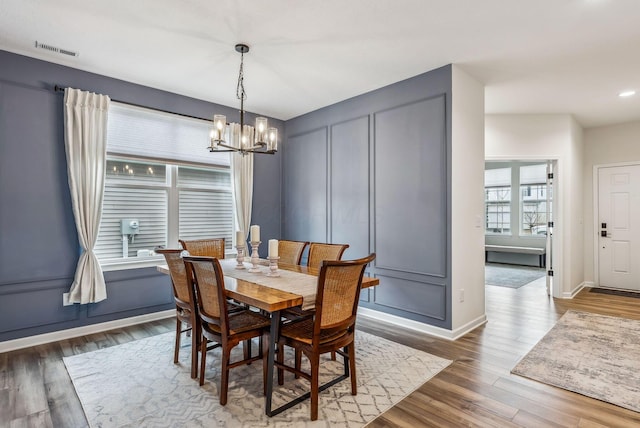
2;275;640;427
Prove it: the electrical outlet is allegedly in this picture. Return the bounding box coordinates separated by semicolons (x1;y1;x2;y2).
459;289;465;302
62;292;72;306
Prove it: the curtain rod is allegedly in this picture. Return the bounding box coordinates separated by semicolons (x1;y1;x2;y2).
53;84;212;123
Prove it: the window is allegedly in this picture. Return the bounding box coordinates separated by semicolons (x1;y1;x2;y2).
520;164;549;235
485;168;511;234
95;103;234;265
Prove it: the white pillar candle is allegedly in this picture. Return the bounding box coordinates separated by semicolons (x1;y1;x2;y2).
250;225;260;242
236;230;244;246
268;239;278;258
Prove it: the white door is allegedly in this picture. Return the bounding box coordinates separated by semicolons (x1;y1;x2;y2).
598;165;640;291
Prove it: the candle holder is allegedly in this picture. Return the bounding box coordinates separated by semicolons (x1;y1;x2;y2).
235;245;246;269
266;256;280;277
248;241;261;273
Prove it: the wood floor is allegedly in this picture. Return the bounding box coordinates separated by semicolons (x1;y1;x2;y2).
2;275;640;427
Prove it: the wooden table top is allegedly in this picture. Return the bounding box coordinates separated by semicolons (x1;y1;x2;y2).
157;260;379;313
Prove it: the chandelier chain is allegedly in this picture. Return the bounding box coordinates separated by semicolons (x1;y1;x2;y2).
236;51;247;101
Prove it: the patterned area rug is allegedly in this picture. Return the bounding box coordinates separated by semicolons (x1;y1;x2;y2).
485;263;545;288
63;330;451;427
512;310;640;412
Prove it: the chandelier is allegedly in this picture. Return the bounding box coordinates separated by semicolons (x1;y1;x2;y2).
208;44;277;156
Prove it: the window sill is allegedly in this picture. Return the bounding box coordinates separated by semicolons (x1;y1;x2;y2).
100;252;239;272
101;256;164;272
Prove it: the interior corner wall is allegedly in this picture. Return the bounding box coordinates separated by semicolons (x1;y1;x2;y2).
583;120;640;284
450;66;485;331
485;114;584;297
284;65;453;330
0;50;283;342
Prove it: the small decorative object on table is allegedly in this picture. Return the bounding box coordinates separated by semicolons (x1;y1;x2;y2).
248;225;261;273
235;230;246;269
266;239;280;276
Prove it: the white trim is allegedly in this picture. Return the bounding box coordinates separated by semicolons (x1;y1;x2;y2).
561;281;586;299
358;307;487;341
0;309;175;353
583;281;596;288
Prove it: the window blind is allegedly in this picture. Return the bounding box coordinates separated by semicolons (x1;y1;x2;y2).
107;102;230;167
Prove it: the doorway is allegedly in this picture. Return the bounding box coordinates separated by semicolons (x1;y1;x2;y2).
484;159;557;295
597;164;640;291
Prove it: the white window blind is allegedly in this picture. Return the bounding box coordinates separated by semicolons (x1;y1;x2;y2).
107;102;230;167
520;164;547;185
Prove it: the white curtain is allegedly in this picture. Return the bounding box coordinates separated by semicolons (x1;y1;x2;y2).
64;88;110;304
232;152;254;245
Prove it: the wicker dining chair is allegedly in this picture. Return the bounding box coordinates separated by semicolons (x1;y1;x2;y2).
183;256;271;405
179;238;225;258
155;248;200;379
285;242;350;360
278;240;309;265
306;242;349;270
275;253;376;420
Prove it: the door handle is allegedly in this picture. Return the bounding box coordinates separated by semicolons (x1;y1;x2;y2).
600;230;610;237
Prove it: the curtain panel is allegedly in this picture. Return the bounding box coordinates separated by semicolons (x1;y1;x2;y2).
64;88;110;304
232;152;254;245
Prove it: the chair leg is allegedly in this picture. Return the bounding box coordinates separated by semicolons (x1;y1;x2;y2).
348;344;357;395
220;347;231;405
174;319;181;364
294;349;302;379
199;336;207;386
244;339;252;364
330;350;336;361
310;353;320;421
190;324;198;379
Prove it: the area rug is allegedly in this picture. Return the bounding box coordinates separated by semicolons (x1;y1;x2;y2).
63;330;451;427
485;263;545;288
512;310;640;412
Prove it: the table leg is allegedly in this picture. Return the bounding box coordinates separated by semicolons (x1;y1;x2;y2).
265;309;281;416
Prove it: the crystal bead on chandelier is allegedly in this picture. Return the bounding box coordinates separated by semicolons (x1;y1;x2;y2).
208;44;277;155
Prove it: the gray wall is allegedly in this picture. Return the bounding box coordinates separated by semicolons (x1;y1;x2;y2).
284;65;452;329
0;50;282;342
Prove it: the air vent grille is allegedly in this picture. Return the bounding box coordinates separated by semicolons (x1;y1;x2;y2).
35;41;79;57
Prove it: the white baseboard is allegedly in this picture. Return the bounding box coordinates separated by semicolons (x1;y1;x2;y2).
583;281;595;288
0;309;175;353
561;281;587;299
358;307;487;341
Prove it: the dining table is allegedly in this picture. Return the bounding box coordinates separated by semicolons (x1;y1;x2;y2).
157;257;379;416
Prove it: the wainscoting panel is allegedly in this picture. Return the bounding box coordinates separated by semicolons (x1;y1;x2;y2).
374;95;447;278
372;274;447;321
0;279;79;333
87;269;173;318
283;128;328;243
330;116;370;260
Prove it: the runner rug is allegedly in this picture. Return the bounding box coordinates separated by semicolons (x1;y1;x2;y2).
63;330;451;427
512;310;640;412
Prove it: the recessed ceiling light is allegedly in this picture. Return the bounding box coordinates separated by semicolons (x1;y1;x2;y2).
619;90;636;98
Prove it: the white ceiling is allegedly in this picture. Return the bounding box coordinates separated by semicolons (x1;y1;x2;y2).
1;0;639;128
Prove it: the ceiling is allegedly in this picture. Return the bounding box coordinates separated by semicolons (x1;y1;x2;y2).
1;0;639;128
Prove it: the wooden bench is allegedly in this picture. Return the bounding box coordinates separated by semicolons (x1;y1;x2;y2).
485;244;546;268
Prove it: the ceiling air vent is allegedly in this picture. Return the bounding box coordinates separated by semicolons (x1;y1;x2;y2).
35;41;79;57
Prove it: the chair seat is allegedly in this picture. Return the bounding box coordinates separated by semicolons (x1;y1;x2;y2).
204;309;271;335
280;317;347;345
